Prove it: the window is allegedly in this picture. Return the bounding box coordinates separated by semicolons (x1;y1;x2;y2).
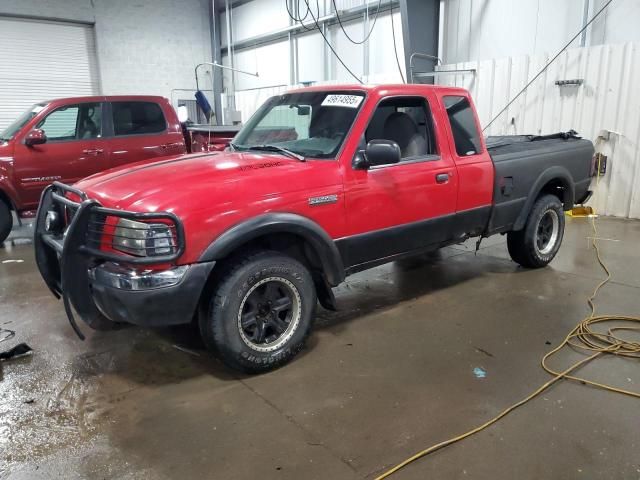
365;97;437;161
0;104;46;141
443;96;482;156
233;91;365;159
253;103;312;142
37;103;102;141
112;102;166;136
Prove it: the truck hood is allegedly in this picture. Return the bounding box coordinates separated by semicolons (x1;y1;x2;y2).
75;151;337;213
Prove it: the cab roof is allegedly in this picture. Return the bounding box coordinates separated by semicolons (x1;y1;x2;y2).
286;83;469;96
44;95;169;105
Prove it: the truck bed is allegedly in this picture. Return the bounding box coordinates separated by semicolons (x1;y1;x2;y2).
486;133;594;234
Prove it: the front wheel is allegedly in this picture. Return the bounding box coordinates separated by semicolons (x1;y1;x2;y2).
0;201;13;245
507;194;565;268
200;251;316;373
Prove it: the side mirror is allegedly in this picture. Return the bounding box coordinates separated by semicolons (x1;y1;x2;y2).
359;139;401;169
25;129;47;146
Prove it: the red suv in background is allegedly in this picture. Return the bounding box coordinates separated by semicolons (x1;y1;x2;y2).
0;95;237;244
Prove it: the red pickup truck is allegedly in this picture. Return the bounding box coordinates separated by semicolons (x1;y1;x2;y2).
34;84;594;372
0;95;237;243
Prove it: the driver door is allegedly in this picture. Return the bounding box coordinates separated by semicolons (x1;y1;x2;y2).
13;102;109;209
340;94;458;269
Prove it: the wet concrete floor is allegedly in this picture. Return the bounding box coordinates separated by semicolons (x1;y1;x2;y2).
1;216;639;479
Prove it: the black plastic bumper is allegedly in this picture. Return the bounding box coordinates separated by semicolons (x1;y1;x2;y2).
34;182;206;334
89;262;214;327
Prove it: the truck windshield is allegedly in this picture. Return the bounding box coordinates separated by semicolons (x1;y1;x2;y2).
232;91;365;159
0;104;47;141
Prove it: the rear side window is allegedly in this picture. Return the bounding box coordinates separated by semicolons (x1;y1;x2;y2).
112;101;166;136
443;96;482;156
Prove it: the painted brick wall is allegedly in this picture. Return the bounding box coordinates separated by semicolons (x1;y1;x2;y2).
0;0;212;104
0;0;94;23
93;0;212;101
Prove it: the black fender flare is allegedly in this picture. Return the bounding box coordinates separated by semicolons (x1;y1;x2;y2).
199;213;345;286
513;166;575;231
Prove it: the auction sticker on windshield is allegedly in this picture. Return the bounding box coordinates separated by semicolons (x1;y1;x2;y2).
321;94;363;109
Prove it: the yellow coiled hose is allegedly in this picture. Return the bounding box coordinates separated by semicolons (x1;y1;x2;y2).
375;215;640;480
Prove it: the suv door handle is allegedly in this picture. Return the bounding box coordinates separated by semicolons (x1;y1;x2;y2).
82;148;104;155
435;173;449;184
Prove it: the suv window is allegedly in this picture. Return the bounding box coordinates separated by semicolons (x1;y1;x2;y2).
443;96;482;156
365;96;436;161
112;102;166;136
37;103;102;141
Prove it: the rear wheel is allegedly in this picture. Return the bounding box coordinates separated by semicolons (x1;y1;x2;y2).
507;194;565;268
0;201;13;245
200;251;316;373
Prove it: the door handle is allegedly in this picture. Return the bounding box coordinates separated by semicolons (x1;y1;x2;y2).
435;173;449;184
82;148;104;155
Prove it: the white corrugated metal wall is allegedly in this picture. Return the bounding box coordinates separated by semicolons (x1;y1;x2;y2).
0;16;101;131
439;42;640;219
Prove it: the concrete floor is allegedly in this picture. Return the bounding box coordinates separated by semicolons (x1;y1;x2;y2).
1;216;639;479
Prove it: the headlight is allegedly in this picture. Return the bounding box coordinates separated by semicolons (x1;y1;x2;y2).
112;218;175;257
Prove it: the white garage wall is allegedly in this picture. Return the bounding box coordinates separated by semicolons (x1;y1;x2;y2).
220;1;406;123
441;0;640;64
0;0;212;111
224;40;290;91
0;17;101;130
221;0;404;90
223;0;291;43
439;43;640;219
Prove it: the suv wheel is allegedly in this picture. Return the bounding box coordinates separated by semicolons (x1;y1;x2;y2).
507;194;565;268
0;201;13;245
200;251;316;373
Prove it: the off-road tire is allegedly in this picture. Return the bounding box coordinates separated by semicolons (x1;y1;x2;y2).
507;194;565;268
200;251;316;373
0;201;13;245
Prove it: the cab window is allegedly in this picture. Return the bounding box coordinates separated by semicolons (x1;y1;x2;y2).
365;96;437;161
36;103;102;141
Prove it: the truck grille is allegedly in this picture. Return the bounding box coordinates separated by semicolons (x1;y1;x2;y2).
39;182;185;265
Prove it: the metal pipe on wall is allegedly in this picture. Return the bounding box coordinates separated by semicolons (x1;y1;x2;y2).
580;0;590;47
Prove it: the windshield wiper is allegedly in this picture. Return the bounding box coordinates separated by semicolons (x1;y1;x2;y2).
242;144;305;161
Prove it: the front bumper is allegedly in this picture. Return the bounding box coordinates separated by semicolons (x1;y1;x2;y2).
34;182;210;333
89;262;214;327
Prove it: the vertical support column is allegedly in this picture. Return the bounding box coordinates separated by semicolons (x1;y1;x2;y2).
580;0;591;47
290;31;298;85
210;0;223;124
225;0;236;113
323;0;330;82
363;10;370;81
399;0;440;84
